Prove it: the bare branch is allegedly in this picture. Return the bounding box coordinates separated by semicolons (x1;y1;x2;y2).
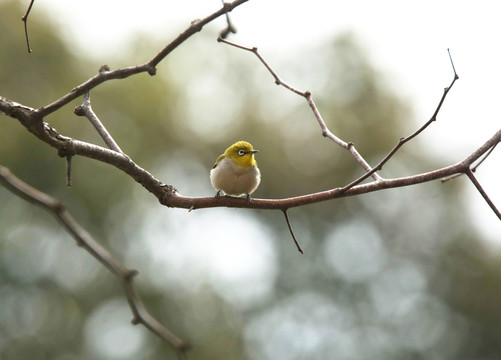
282;210;304;254
1;95;500;213
465;169;501;220
0;165;190;357
66;155;72;187
339;49;459;192
34;0;249;119
218;37;382;181
21;0;35;53
442;140;499;183
219;0;238;39
74;92;123;153
218;39;464;196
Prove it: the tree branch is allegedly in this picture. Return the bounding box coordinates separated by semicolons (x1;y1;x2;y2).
34;0;249;119
74;92;123;153
0;165;191;357
216;38;384;181
219;0;238;39
21;0;35;53
282;209;304;254
1;95;500;213
465;168;501;220
340;51;459;192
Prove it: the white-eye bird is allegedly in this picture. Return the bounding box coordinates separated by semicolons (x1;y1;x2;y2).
210;141;261;202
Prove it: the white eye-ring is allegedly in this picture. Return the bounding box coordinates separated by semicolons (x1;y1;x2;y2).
238;149;245;156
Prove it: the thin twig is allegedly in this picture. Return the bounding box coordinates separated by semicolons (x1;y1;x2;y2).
219;0;238;39
282;209;304;254
0;165;190;357
465;169;501;220
339;49;459;192
441;141;499;183
74;92;123;153
66;155;72;187
218;37;382;181
21;0;35;53
219;39;461;194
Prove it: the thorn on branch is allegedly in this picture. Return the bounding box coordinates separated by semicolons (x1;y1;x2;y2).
21;0;35;53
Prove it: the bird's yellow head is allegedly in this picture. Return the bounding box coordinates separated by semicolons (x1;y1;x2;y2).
221;141;258;168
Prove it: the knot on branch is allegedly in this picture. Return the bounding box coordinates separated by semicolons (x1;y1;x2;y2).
159;184;178;206
57;139;76;158
73;105;85;116
125;269;139;282
99;64;110;74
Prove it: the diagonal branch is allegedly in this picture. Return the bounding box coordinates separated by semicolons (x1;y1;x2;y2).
219;38;460;193
465;168;501;220
217;37;381;181
282;209;304;254
74;91;123;153
442;139;499;183
340;50;459;192
0;165;191;357
34;0;249;119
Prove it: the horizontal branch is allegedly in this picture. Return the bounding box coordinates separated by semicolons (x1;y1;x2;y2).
2;96;500;215
169;129;501;210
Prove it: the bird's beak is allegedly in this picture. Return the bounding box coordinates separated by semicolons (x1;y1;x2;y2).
248;150;259;154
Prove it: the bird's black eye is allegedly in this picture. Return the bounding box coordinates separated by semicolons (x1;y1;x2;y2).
238;149;245;156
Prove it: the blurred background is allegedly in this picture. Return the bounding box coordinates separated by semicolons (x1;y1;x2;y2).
1;0;501;359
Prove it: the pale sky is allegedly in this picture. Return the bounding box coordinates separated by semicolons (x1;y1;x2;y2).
34;0;499;240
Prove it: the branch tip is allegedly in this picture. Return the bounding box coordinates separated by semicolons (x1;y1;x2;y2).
22;0;35;53
282;210;304;254
447;48;458;78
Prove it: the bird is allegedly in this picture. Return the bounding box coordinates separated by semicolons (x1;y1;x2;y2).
210;141;261;203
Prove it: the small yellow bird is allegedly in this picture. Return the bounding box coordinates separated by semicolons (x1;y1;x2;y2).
210;141;261;202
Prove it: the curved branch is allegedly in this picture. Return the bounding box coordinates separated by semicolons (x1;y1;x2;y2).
0;93;501;215
1;96;499;214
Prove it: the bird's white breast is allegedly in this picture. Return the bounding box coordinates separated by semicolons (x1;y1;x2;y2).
210;158;261;196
